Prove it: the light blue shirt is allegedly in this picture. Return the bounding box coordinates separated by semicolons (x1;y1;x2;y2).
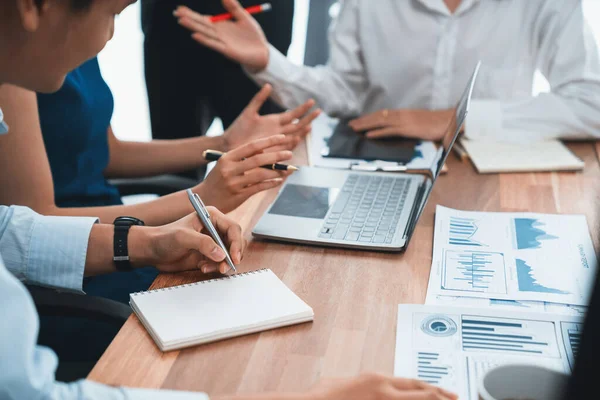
0;107;8;134
0;110;207;399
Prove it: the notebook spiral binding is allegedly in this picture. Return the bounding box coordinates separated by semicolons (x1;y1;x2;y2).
130;269;269;296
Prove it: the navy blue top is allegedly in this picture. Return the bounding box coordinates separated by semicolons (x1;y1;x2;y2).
37;57;122;207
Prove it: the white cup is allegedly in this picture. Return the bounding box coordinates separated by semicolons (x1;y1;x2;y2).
478;364;569;400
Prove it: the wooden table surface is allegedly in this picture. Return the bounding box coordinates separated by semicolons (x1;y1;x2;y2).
89;142;600;395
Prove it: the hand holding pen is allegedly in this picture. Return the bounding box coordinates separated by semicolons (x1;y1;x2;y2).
195;135;295;213
187;189;238;274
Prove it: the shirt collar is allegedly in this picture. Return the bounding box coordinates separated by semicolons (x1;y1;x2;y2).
415;0;481;16
0;108;8;135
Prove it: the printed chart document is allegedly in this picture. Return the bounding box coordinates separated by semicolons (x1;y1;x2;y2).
394;304;583;400
425;206;598;306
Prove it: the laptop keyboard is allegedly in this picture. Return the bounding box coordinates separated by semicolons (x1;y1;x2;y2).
319;174;412;244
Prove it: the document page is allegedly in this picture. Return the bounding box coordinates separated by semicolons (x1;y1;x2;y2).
425;206;598;306
394;304;583;400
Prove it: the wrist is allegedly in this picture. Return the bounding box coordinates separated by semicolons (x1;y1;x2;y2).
246;43;270;74
127;226;159;267
206;134;228;153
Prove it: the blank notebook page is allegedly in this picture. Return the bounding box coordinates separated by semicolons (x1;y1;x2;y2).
130;269;314;351
461;139;584;173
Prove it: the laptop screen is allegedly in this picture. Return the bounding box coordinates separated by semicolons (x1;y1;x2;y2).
404;62;480;241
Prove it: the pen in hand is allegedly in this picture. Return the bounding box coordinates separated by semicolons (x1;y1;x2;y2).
186;189;237;275
203;149;299;171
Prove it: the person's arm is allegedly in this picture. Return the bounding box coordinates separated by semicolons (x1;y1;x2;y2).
464;0;600;142
104;85;318;179
175;0;366;118
0;85;299;224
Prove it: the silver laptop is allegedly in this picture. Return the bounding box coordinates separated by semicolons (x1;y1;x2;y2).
253;62;480;252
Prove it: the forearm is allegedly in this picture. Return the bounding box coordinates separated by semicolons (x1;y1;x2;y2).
105;135;226;178
47;190;194;226
248;45;362;118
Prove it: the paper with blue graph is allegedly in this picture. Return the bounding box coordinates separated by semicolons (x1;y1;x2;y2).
425;206;598;306
394;304;583;400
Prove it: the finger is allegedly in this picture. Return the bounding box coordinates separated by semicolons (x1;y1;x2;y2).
179;230;227;263
198;261;218;274
207;207;244;264
222;0;250;21
390;378;451;395
243;178;284;198
365;127;406;139
279;99;316;125
226;134;288;161
178;17;220;41
239;167;285;186
175;6;215;28
176;11;219;40
235;150;293;175
245;84;273;114
348;112;386;131
262;135;302;152
281;109;321;136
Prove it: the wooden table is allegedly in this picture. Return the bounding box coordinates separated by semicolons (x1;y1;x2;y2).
89;142;600;395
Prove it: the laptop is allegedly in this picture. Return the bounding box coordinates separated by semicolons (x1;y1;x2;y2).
252;62;481;252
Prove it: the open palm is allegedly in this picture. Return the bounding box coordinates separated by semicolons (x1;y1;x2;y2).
175;0;270;72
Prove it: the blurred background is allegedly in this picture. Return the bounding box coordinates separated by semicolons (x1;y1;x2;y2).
98;0;600;143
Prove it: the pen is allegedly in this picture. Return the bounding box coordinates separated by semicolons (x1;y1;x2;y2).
210;2;272;22
202;149;299;172
186;189;237;275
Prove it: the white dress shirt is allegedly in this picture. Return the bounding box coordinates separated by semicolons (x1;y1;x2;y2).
250;0;600;142
0;108;207;399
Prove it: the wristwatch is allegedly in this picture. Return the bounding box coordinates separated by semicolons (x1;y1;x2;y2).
113;216;145;271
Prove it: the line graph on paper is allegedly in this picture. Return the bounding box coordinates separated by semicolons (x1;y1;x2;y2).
442;250;508;294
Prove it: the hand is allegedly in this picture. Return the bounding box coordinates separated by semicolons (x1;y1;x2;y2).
136;208;245;275
306;374;458;400
348;109;454;141
197;135;294;213
174;0;270;72
224;84;321;152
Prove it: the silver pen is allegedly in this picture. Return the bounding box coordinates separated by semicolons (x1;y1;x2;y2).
186;189;237;274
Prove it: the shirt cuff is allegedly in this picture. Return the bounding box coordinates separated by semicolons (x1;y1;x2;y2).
246;44;291;86
28;214;97;293
124;387;209;399
463;99;503;141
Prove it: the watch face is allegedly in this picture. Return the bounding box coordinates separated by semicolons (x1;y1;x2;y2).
114;216;145;226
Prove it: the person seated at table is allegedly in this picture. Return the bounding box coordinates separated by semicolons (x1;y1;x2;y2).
175;0;600;143
0;3;456;399
0;59;319;302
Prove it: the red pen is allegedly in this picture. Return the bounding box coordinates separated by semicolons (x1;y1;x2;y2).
210;2;272;22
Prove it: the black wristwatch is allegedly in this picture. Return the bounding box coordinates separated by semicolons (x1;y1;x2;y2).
113;216;145;271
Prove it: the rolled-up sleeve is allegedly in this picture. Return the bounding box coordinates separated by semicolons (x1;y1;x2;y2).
0;205;97;292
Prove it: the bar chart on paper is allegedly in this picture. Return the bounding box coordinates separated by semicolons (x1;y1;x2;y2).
461;316;560;357
442;251;507;294
448;216;487;247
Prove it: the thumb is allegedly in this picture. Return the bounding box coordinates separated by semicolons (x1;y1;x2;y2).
246;84;272;114
222;0;249;21
179;230;227;262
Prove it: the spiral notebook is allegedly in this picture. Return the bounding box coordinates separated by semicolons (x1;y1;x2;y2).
130;269;314;351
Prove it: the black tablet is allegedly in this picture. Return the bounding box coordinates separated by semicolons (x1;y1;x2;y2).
322;120;419;164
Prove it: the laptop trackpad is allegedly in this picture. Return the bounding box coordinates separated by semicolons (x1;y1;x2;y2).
269;184;340;220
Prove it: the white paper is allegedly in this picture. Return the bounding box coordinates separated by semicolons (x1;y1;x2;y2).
394;304;583;400
460;139;584;173
308;114;439;171
425;206;598;306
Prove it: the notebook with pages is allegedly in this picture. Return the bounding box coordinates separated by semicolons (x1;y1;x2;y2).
130;269;314;351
